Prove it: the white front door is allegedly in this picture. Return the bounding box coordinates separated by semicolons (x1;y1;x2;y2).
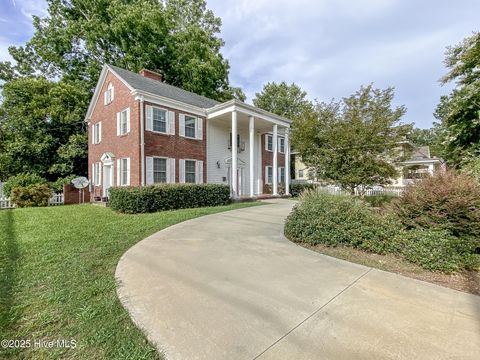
103;165;112;198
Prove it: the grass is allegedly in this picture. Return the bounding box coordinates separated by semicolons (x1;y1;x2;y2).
0;202;260;359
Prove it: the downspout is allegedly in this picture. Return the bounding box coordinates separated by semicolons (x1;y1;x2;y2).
140;96;145;186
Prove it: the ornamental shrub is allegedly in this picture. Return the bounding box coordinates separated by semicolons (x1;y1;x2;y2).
108;184;231;214
284;190;401;253
3;173;47;197
390;170;480;239
11;184;52;207
290;183;316;197
363;194;397;207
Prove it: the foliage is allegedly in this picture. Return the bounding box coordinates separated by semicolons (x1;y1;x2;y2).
363;194;397;207
284;191;401;254
407;125;447;159
50;174;78;193
10;184;52;208
291;85;411;194
390;170;480;240
435;32;480;166
0;0;239;102
289;183;316;197
253;82;313;120
0;202;257;359
3;173;47;197
109;184;231;213
461;157;480;183
394;228;479;272
0;77;88;181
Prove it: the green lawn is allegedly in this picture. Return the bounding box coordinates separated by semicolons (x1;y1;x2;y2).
0;202;260;359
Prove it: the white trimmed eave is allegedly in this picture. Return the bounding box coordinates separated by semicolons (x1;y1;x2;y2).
132;89;207;117
400;158;442;166
84;64;135;122
206;99;292;128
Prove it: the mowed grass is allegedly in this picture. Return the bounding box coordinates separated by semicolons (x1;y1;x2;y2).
0;202;260;359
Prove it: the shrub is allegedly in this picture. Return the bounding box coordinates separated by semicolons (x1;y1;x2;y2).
363;194;397;207
290;183;316;197
394;228;479;272
390;170;480;239
284;190;401;253
109;184;231;214
3;173;47;197
50;175;77;193
11;184;52;207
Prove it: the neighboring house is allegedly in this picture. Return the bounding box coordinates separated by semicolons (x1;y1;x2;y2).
291;151;313;183
86;65;291;200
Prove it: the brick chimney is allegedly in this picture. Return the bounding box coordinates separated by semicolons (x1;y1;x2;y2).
139;69;163;82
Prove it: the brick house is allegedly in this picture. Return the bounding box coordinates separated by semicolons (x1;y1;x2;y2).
86;65;291;200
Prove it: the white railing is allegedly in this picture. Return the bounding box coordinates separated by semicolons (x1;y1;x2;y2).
317;185;404;197
0;193;64;209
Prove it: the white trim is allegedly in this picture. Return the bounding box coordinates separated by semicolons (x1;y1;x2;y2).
133;90;206;117
179;159;185;183
265;134;273;152
196;160;204;184
196;117;203;140
168;111;175;135
265;165;273;184
179;114;185;137
140;97;145;186
146;156;154;185
181;114;199;140
168;158;176;183
145;104;169;134
278;136;285;154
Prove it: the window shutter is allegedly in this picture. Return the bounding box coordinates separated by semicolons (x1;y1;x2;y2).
111;86;114;102
265;166;269;184
278;167;281;183
196;118;203;140
116;159;121;186
92;163;95;185
126;158;130;185
126;108;131;133
179;159;185;183
196;160;204;184
146;105;153;131
104;91;107;105
168;158;176;183
179;114;185;137
168;111;175;135
98;122;102;143
265;135;269;151
116;112;121;136
146;157;154;184
91;124;95;144
98;163;102;186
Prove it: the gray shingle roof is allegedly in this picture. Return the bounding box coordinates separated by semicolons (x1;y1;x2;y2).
109;65;220;109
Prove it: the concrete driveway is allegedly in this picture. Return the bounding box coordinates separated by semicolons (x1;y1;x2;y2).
116;199;480;360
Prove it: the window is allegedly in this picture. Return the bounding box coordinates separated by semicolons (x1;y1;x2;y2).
185;160;196;183
279;167;285;183
153;107;167;133
298;169;304;178
153;158;167;183
117;108;130;136
104;83;114;105
279;137;285;153
184;115;196;138
119;158;130;186
93;122;101;144
266;134;273;151
266;166;273;184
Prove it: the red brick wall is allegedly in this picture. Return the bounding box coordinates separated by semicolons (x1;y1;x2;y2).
261;133;286;194
144;102;207;183
63;184;91;204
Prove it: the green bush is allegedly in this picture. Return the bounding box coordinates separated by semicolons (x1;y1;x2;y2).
3;173;47;197
390;170;480;239
290;183;316;197
284;190;401;253
363;194;397;207
109;184;231;214
394;228;479;272
50;174;77;193
11;184;52;207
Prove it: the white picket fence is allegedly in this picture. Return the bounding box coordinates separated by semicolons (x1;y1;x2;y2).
317;185;404;197
0;193;64;209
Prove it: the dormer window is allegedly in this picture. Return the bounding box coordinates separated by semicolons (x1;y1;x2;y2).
104;82;114;105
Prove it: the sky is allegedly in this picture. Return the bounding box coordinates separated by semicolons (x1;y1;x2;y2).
1;1;479;128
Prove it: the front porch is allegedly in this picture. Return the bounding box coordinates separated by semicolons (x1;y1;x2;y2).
206;100;292;198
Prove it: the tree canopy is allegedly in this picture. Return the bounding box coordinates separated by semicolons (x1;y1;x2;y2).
253;81;312;120
291;85;411;194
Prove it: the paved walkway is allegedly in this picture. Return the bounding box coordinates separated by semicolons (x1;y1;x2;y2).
116;199;480;360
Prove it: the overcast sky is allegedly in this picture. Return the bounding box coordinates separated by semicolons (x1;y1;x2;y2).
1;0;479;128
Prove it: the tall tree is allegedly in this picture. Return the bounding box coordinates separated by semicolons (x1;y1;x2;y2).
407;125;446;159
435;32;480;167
291;85;411;194
253;82;312;120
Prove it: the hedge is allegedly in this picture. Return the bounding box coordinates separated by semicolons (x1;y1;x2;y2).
290;183;316;197
108;184;231;214
11;184;52;207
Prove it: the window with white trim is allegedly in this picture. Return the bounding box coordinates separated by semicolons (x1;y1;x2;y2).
279;167;285;183
184;115;196;138
279;137;285;153
120;110;128;135
153;158;167;183
153;107;167;133
266;166;273;184
93;122;101;144
266;134;273;151
104;82;114;105
119;158;130;186
185;160;196;183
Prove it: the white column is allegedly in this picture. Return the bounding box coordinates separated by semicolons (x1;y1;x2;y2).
231;111;238;198
249;115;255;197
272;124;278;195
285;130;290;195
428;163;435;175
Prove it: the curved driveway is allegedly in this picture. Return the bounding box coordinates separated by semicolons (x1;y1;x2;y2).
116;199;480;360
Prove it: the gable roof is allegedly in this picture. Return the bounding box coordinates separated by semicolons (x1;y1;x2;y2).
108;65;220;109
